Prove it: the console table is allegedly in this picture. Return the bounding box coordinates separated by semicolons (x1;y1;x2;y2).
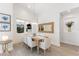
0;40;12;55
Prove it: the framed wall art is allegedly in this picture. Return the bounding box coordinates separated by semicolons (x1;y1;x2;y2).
0;23;11;31
0;13;11;23
17;24;24;33
26;24;32;32
0;13;11;31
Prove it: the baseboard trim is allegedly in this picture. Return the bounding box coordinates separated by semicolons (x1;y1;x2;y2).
13;42;23;45
60;41;79;47
51;42;60;47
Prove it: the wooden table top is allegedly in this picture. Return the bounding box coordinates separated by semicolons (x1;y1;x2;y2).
0;40;12;44
32;36;41;40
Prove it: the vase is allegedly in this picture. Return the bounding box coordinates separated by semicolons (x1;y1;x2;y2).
68;27;71;32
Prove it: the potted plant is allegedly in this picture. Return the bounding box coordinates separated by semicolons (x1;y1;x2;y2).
66;21;74;32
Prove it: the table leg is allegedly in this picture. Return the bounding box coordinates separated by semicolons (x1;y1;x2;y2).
2;44;5;55
37;40;39;54
2;44;4;52
2;44;6;55
4;44;9;55
37;46;39;53
6;44;10;55
5;44;7;55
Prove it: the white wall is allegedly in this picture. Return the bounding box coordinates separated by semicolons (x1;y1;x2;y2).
13;19;38;44
61;10;79;46
13;4;38;44
34;3;79;46
0;3;13;53
13;4;37;22
13;3;79;46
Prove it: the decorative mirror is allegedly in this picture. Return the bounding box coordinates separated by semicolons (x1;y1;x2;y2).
38;22;54;33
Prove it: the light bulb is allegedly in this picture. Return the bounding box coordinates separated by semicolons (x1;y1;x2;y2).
2;35;8;41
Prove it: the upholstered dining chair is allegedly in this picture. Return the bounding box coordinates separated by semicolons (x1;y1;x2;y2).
23;36;27;45
23;34;33;44
39;36;51;55
26;36;37;52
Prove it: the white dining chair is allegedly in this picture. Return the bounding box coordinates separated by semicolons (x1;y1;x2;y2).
39;36;51;55
26;36;37;52
23;36;28;45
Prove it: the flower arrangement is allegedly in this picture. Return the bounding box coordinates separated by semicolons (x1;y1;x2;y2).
66;21;74;32
2;16;8;20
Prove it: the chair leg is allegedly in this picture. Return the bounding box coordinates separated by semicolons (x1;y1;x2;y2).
44;50;46;56
26;46;29;48
48;46;51;51
31;48;32;52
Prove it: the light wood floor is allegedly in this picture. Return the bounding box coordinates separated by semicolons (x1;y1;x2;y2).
1;42;79;56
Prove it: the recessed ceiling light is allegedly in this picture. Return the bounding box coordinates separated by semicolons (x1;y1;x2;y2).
27;5;31;8
67;9;71;13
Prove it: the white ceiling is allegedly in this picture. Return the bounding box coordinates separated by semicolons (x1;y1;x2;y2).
14;3;79;19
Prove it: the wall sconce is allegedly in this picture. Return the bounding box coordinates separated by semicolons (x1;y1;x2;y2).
2;35;8;41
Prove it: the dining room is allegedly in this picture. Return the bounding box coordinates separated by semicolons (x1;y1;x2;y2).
1;3;79;56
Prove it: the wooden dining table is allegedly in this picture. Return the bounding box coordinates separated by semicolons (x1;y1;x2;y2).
32;36;42;53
